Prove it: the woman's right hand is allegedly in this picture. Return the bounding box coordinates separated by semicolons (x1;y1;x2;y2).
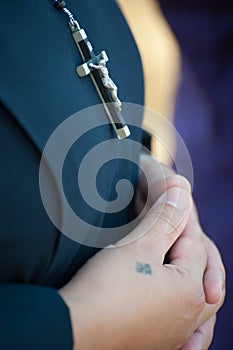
59;177;224;350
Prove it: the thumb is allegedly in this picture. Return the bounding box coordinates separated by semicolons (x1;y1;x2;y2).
115;179;192;263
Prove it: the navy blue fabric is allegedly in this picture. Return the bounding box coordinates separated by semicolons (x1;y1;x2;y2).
158;1;233;349
0;283;73;350
0;1;144;348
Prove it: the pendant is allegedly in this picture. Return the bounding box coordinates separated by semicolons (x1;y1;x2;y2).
53;1;130;139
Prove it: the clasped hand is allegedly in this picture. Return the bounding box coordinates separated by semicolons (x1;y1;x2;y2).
59;155;225;350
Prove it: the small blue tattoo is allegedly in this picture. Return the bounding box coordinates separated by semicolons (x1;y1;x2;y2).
136;262;153;275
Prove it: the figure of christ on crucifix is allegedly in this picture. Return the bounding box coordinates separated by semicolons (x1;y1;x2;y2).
89;59;122;112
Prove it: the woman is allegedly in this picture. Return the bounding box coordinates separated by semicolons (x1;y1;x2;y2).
0;1;225;349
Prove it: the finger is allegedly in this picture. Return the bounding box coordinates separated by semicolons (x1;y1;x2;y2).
135;175;188;215
147;175;191;209
115;184;192;262
202;234;226;305
168;210;207;275
197;295;224;328
135;186;147;216
173;209;226;305
138;155;166;203
180;315;216;350
138;155;191;206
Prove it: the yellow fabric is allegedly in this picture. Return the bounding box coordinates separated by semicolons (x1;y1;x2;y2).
117;0;180;162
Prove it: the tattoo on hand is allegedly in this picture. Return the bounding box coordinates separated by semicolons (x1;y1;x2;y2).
136;262;153;275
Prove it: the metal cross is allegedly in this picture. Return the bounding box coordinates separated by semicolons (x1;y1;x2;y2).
69;22;130;139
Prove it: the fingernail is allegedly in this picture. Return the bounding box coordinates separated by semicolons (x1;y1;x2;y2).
157;187;191;211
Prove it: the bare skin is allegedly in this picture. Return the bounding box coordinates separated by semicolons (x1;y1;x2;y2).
59;156;225;350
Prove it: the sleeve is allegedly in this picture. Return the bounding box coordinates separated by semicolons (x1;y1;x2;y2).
0;283;73;350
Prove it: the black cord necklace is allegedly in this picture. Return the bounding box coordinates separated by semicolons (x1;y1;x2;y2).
53;0;130;139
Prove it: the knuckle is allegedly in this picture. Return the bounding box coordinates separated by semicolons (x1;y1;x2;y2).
175;269;205;313
166;174;191;193
155;204;181;230
218;287;226;309
190;286;206;313
182;273;206;313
